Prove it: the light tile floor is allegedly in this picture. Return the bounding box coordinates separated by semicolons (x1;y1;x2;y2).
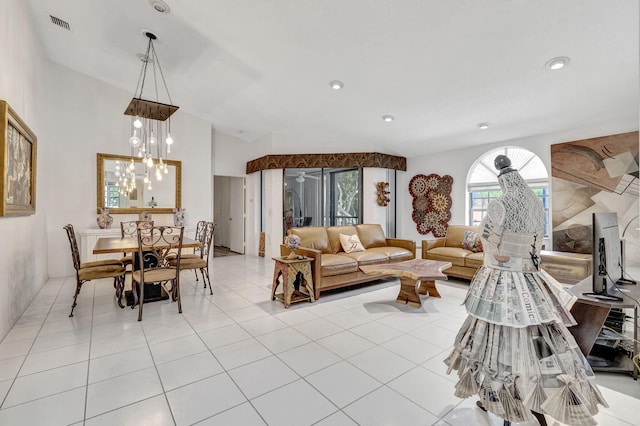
0;255;638;425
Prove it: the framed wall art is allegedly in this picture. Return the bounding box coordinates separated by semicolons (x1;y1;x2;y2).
0;100;37;216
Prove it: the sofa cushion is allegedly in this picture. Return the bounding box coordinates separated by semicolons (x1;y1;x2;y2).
321;254;359;276
337;250;388;266
367;246;414;262
444;225;479;248
339;233;365;253
462;231;483;252
289;227;332;254
355;224;388;249
425;246;471;267
465;251;484;268
326;226;358;254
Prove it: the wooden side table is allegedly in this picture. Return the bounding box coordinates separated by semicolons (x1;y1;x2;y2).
271;257;315;308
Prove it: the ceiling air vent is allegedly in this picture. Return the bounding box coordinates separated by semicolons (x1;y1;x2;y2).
49;15;71;31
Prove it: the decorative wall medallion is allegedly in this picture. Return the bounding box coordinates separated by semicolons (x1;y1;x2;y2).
409;173;453;237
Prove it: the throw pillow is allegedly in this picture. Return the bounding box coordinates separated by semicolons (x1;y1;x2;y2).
339;233;365;253
462;231;483;252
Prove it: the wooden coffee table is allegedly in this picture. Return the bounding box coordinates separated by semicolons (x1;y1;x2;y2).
360;259;452;308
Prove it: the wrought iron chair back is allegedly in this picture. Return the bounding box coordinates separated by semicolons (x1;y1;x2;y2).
63;224;126;317
169;222;215;294
119;220;154;271
193;220;207;254
64;224;82;272
132;226;184;321
121;220;154;238
201;222;215;260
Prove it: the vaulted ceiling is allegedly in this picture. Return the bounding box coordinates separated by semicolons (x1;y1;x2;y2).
25;0;639;157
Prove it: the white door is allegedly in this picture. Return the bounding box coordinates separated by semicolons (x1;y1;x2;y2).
229;177;245;254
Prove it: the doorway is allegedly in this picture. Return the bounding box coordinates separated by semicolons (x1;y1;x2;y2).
213;175;245;256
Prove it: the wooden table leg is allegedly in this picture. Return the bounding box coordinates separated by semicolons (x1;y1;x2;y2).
299;263;315;302
271;265;284;301
417;279;441;298
284;266;296;308
396;276;422;308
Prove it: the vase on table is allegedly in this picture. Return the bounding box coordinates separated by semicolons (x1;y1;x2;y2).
284;234;301;260
97;208;113;229
139;211;152;222
173;208;186;227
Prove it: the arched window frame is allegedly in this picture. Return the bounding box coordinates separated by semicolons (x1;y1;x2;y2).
467;147;550;238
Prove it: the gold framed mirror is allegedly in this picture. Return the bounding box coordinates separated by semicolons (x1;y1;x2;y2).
97;153;181;214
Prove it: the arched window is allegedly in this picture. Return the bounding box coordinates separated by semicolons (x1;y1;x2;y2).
467;147;550;237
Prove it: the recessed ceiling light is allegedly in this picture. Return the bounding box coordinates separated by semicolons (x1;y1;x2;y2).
329;80;344;90
382;115;394;122
545;56;570;70
477;122;491;130
149;0;170;14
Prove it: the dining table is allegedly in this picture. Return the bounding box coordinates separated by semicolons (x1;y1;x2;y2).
93;236;202;307
92;236;201;254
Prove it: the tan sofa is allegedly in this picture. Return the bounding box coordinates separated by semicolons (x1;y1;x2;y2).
422;225;483;280
281;224;415;299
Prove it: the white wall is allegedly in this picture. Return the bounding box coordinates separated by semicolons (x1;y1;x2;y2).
211;129;265;255
362;168;392;232
0;0;49;338
397;130;638;248
43;63;213;277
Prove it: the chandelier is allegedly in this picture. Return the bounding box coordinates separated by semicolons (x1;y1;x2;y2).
123;31;178;192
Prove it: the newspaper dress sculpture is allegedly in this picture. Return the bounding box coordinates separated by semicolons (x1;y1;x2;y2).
445;155;607;425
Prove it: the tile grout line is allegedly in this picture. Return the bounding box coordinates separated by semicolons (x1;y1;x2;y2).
140;312;179;426
0;277;69;412
82;279;98;424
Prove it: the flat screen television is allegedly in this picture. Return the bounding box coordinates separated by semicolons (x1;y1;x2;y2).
583;212;634;301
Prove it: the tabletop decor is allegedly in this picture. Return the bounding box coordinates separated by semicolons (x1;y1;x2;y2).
409;173;453;237
139;211;152;221
173;208;185;226
97;208;113;229
0;100;37;216
284;234;301;259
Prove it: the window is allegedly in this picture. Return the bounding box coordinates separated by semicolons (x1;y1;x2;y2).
467;147;549;237
324;168;361;226
283;167;362;234
106;184;120;208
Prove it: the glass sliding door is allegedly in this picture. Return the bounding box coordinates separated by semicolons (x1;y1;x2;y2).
283;168;322;233
283;167;363;235
323;168;361;226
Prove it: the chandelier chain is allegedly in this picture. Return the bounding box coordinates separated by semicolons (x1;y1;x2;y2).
150;40;174;105
135;37;153;99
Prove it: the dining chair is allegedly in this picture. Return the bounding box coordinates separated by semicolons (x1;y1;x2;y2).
169;222;215;294
119;220;154;270
187;220;207;280
131;226;184;321
63;224;126;317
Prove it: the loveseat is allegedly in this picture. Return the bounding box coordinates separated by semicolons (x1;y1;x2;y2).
281;224;415;299
422;225;483;280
